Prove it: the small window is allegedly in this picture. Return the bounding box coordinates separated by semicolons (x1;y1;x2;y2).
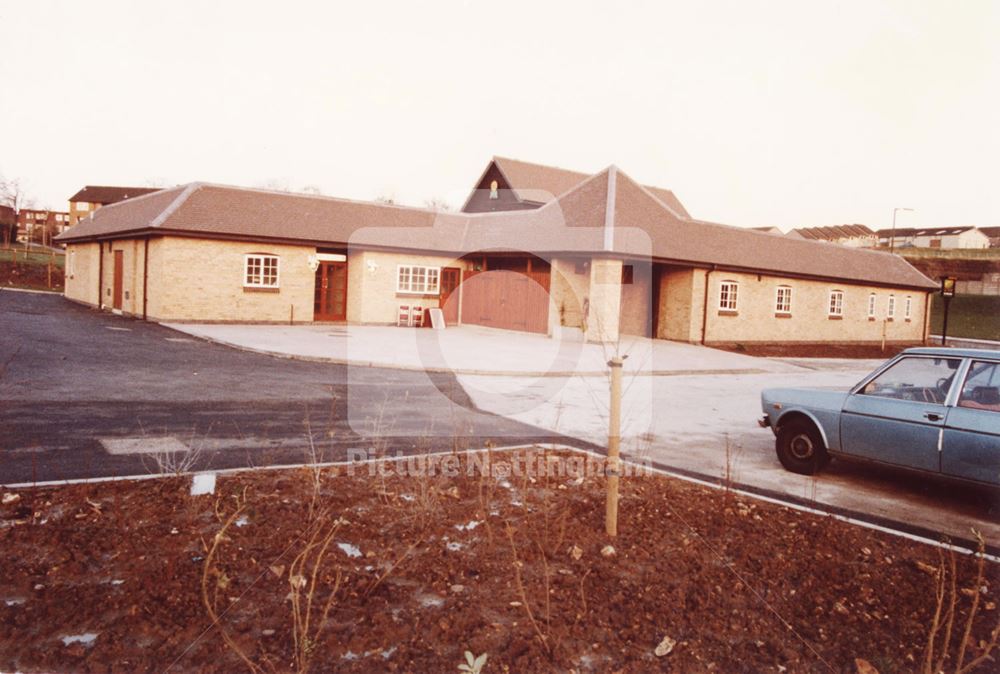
397;265;440;294
719;281;738;311
775;286;792;314
867;293;877;318
828;290;844;316
621;265;634;284
887;295;896;319
489;180;499;200
905;296;912;320
244;254;280;288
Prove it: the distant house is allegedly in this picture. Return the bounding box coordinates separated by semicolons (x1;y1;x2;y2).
979;226;1000;248
877;226;990;250
751;226;783;235
17;209;71;244
789;224;877;248
68;185;162;226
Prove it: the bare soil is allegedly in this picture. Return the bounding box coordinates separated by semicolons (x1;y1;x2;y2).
0;258;64;292
1;449;997;673
712;342;916;359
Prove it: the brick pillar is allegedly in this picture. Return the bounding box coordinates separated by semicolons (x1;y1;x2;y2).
586;258;623;343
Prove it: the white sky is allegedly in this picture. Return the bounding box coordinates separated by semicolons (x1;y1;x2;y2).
0;0;997;231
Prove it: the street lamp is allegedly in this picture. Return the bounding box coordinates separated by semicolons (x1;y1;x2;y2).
889;207;914;253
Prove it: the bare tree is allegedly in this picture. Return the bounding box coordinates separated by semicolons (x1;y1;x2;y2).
374;194;397;205
0;176;31;248
300;185;323;196
423;197;452;212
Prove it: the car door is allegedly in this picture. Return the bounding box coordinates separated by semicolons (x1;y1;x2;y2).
840;355;964;471
942;359;1000;485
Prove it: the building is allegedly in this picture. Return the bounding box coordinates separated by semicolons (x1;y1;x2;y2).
751;226;784;235
68;185;161;226
788;224;877;248
877;226;991;250
55;157;937;348
979;226;1000;248
17;209;71;244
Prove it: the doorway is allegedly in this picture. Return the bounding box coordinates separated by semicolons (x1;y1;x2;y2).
314;261;347;321
112;250;124;310
439;267;462;324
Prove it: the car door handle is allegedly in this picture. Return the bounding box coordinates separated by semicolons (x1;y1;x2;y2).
923;412;943;422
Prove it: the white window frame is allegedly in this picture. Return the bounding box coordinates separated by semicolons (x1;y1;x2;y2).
243;254;280;288
774;286;792;314
397;265;440;295
828;290;844;316
904;296;912;319
718;281;739;311
867;293;877;318
887;294;896;319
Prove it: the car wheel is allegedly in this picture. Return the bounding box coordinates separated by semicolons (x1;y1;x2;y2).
776;418;829;475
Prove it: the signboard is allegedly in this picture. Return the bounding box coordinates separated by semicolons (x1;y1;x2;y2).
941;276;957;297
428;307;445;330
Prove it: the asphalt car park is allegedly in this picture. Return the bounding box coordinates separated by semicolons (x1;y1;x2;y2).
0;291;573;484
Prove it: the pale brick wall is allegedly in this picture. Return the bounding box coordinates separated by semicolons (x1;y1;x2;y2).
64;242;101;306
586;258;622;343
619;262;652;336
700;270;927;344
657;268;703;342
346;249;468;325
549;258;590;334
148;237;315;323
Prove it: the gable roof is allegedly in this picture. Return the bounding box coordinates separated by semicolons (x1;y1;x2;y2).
482;156;691;218
68;185;162;205
978;226;1000;237
56;168;937;291
792;224;875;241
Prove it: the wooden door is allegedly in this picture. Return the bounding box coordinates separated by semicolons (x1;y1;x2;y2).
112;250;124;310
460;269;550;333
314;261;348;321
439;267;462;325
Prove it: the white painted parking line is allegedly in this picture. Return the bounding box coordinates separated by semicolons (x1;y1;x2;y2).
164;337;194;342
104;326;132;332
99;436;189;455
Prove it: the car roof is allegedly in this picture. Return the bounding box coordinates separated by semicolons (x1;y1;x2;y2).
902;347;1000;361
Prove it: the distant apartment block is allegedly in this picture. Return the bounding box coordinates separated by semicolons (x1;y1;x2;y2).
18;208;71;244
69;185;161;225
788;224;877;248
877;226;990;250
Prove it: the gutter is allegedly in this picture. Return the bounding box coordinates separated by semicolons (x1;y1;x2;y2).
142;238;149;321
97;240;103;309
700;266;716;344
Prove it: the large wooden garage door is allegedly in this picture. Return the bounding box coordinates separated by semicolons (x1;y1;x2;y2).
460;270;550;334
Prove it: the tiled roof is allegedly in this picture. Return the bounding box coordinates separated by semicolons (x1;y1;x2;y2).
792;224;875;241
56;168;937;291
491;156;691;218
68;185;162;205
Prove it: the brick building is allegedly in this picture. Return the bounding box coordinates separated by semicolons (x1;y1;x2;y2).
56;157;936;348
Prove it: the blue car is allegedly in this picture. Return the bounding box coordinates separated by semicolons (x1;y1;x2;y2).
760;347;1000;486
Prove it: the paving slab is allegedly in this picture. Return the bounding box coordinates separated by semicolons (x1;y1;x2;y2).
163;323;807;377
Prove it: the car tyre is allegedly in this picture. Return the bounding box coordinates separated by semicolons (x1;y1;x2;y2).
776;419;829;475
